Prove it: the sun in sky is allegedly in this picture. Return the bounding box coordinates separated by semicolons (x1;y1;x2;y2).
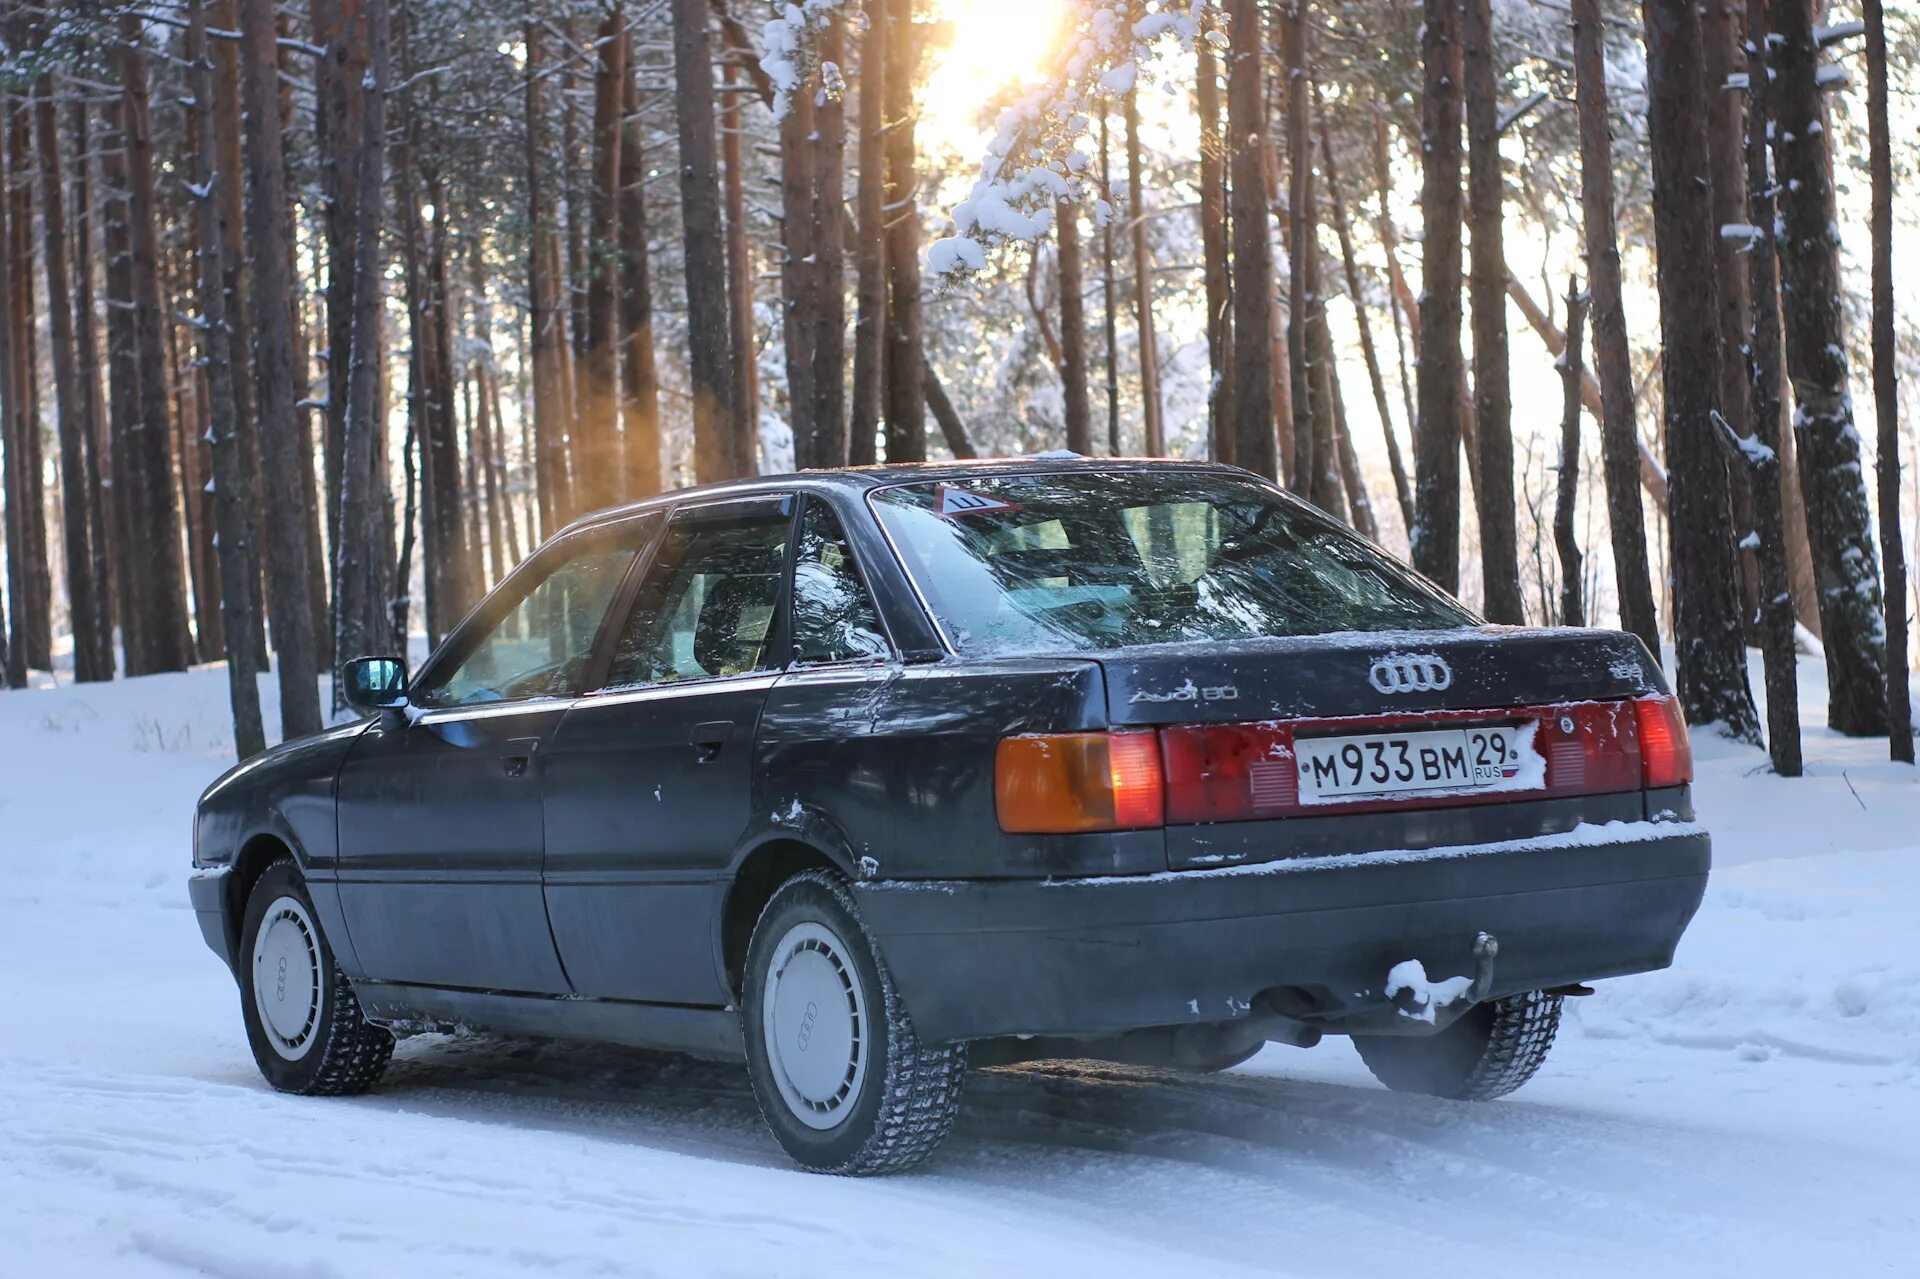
919;0;1071;156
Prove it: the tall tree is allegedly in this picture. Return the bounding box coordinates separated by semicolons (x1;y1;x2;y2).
779;66;819;467
848;0;886;467
720;64;759;472
241;0;323;736
1742;0;1802;775
1412;0;1465;592
1571;0;1659;656
0;71;25;687
188;0;267;757
881;0;925;463
1769;0;1887;736
1865;0;1909;759
1226;0;1276;480
671;0;741;480
1058;203;1093;455
68;94;118;671
1554;279;1588;627
1463;0;1522;622
1195;31;1234;466
1642;0;1760;740
34;77;110;682
117;15;196;673
619;50;662;499
525;21;568;538
809;18;849;470
576;7;626;515
1124;84;1162;456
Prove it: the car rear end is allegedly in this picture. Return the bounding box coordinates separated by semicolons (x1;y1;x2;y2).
853;465;1709;1048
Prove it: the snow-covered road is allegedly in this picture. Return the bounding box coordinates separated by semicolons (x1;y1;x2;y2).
3;658;1915;1277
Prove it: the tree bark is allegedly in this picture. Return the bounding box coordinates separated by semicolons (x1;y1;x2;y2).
116;16;196;672
1100;113;1121;455
1124;85;1163;457
848;0;886;467
1769;0;1887;736
1741;0;1803;774
314;0;364;586
1555;279;1588;627
1370;113;1418;451
1226;0;1276;480
922;355;976;460
671;0;741;480
1281;3;1317;500
188;0;267;756
779;72;819;466
67;94;117;673
721;64;760;472
33;79;108;682
1572;0;1661;656
1642;0;1761;740
1864;0;1909;758
881;0;924;462
620;53;662;499
575;7;626;516
1058;203;1092;455
1464;0;1522;622
525;23;566;540
809;18;849;470
1413;0;1466;592
100;98;144;670
0;77;24;687
240;0;323;735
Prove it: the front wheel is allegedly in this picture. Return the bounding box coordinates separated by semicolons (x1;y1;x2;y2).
238;861;393;1095
741;870;966;1174
1352;990;1563;1101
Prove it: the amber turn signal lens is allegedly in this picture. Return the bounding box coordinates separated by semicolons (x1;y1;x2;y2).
1635;695;1694;788
995;731;1166;833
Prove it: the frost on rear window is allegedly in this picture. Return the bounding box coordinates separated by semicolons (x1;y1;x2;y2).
872;471;1475;657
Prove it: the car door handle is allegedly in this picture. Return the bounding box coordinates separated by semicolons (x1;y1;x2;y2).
689;721;734;762
501;737;541;779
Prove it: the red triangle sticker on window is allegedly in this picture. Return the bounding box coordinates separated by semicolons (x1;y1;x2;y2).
934;483;1022;518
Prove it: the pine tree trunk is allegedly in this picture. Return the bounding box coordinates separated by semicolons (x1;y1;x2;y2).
1323;117;1411;536
67;95;117;675
314;0;364;584
1413;0;1465;592
620;53;662;500
100;99;145;671
780;76;819;466
1281;2;1316;499
1058;203;1092;455
1100;114;1121;455
240;0;323;735
1864;0;1909;757
1555;279;1588;627
671;0;741;480
1769;0;1887;736
1572;0;1660;656
1124;86;1162;457
1741;0;1802;774
187;0;266;756
810;19;848;470
117;17;196;672
0;78;24;688
1196;34;1234;467
1642;0;1761;741
721;65;760;473
1371;112;1418;449
1326;351;1375;540
525;23;565;541
848;0;886;468
6;71;51;673
576;7;625;516
1226;0;1276;480
1464;0;1522;622
881;0;924;463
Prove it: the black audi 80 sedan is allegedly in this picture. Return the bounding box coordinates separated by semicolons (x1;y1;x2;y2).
189;459;1709;1174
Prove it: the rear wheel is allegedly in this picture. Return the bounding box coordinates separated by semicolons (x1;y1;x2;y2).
1352;990;1562;1101
741;870;966;1174
238;861;393;1095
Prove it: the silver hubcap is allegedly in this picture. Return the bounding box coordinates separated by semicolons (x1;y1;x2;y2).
763;920;869;1131
252;895;322;1061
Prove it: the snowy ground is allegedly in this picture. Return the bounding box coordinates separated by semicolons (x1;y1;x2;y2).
2;653;1916;1277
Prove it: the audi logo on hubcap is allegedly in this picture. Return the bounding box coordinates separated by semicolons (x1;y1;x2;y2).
1369;654;1453;694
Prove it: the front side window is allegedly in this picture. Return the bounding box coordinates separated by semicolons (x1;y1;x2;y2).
792;499;889;664
870;471;1475;656
414;531;644;708
606;507;793;688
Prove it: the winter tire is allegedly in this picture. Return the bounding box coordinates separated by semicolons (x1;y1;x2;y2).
742;870;967;1174
238;860;393;1095
1352;990;1563;1101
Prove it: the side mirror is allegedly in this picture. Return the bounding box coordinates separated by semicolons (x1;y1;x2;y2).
342;657;409;714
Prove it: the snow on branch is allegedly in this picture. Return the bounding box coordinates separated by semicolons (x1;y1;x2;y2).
761;1;860;120
929;1;1218;284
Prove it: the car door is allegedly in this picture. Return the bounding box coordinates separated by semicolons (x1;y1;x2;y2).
541;495;795;1006
334;521;649;994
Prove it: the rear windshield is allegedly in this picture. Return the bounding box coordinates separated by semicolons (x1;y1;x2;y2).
871;471;1475;656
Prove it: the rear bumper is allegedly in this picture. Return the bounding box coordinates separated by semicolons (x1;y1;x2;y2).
855;819;1710;1043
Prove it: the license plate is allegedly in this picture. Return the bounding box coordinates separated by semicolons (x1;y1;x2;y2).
1295;725;1525;804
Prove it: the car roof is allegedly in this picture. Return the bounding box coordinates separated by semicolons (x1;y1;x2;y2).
560;455;1249;535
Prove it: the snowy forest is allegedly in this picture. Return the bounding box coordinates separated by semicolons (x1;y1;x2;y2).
0;0;1915;767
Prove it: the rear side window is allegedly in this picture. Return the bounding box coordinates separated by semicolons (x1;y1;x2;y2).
871;471;1474;656
606;509;792;688
792;498;889;664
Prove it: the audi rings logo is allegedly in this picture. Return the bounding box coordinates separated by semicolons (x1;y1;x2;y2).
1369;654;1453;694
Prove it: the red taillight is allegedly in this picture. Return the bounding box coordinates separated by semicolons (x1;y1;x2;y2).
995;731;1164;833
1161;722;1297;823
1635;695;1694;787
